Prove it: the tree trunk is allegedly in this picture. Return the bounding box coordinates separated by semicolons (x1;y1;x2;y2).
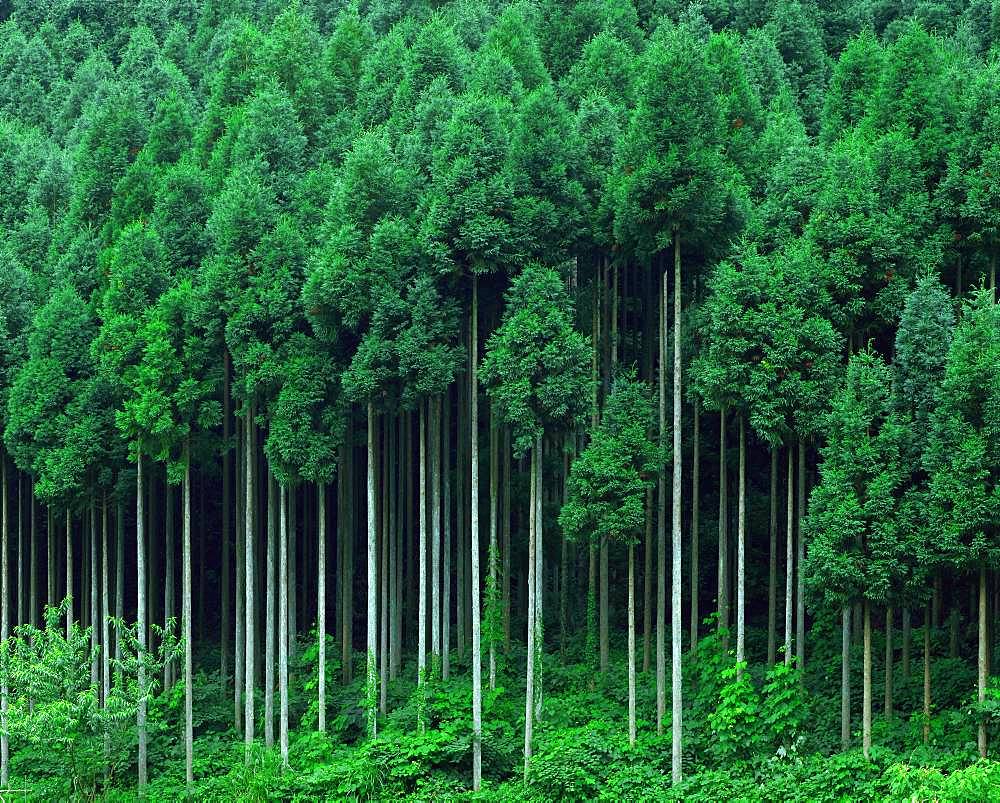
279;485;289;767
222;352;231;687
841;605;850;750
736;415;746;673
101;496;110;705
244;406;255;753
30;481;37;627
137;453;147;792
471;274;483;791
1;457;8;787
863;600;872;760
235;419;245;733
643;485;653;671
17;475;23;629
380;416;390;715
884;606;894;721
523;444;537;779
456;383;466;662
627;543;636;746
502;429;511;653
66;509;73;638
265;470;276;747
784;449;794;665
489;414;498;690
418;401;428;703
534;435;544;721
341;450;353;684
431;398;441;678
924;604;931;744
115;503;123;666
902;607;911;679
690;404;700;650
671;231;683;785
980;565;987;758
442;396;451;681
366;403;378;739
656;262;666;736
718;408;728;642
183;448;193;792
90;498;98;688
796;440;806;671
318;482;327;731
164;482;175;690
288;486;297;663
767;448;777;666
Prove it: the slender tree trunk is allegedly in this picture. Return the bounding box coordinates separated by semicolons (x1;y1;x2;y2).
560;446;570;658
341;450;353;684
380;415;389;715
784;449;794;665
366;403;378;739
66;509;73;638
502;429;511;654
17;475;23;629
691;404;700;650
643;485;653;671
884;606;894;721
392;417;402;680
115;503;123;666
244;406;255;753
235;419;245;733
656;262;666;736
318;483;327;731
418;402;428;705
718;408;728;641
796;440;806;671
183;448;193;791
863;600;872;760
489;415;498;690
534;435;544;722
523;444;537;779
30;481;37;627
980;565;988;758
841;605;850;750
288;485;297;664
627;543;636;747
279;485;289;767
924;604;931;744
265;470;276;748
471;275;483;790
101;496;110;705
222;352;231;687
902;607;911;679
671;232;683;785
137;453;147;793
736;415;746;674
457;384;466;662
443;397;452;681
599;531;609;673
767;448;777;666
1;457;8;787
164;485;174;689
431;398;441;678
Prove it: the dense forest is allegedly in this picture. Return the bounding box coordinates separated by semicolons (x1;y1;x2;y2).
0;0;999;799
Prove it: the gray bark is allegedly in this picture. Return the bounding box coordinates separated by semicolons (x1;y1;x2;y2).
366;404;378;739
471;276;482;790
184;450;193;791
736;415;746;673
863;600;871;760
279;485;289;767
318;483;327;731
784;449;794;665
671;232;683;785
627;543;636;746
244;407;255;752
841;605;850;750
796;440;806;670
523;445;537;779
265;470;276;747
137;454;147;791
690;404;700;650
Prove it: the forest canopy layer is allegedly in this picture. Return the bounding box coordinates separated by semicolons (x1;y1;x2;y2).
0;0;999;799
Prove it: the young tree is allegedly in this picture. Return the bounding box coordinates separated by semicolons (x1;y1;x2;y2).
561;369;660;746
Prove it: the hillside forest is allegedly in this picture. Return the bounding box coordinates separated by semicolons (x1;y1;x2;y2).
1;0;1000;799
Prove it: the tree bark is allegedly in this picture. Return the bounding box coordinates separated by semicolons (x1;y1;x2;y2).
265;470;276;747
902;606;911;679
736;415;746;674
183;447;193;792
164;482;174;690
523;443;537;779
841;605;850;750
863;600;871;760
924;603;931;744
115;503;123;666
222;352;231;687
235;419;245;733
784;449;794;665
656;262;666;736
534;435;544;721
137;453;147;792
796;440;806;671
471;274;483;790
431;398;441;678
691;404;700;651
627;543;636;746
244;406;255;753
90;498;98;687
1;457;8;787
718;408;728;642
979;565;987;758
489;414;498;690
884;606;893;721
279;485;289;767
101;496;110;705
288;485;297;663
671;231;683;785
502;429;511;654
767;448;777;666
442;396;451;681
380;415;389;715
341;449;353;684
318;482;327;731
366;403;378;739
30;481;37;628
418;401;428;703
